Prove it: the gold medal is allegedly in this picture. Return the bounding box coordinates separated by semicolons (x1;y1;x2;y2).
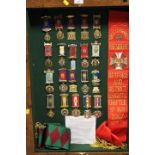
45;58;52;69
94;29;102;39
59;83;68;93
72;109;81;117
45;85;54;93
81;84;89;94
91;58;100;67
58;57;65;67
93;110;102;118
44;32;51;41
81;30;89;40
84;110;92;118
67;31;76;40
92;86;100;94
69;84;77;93
61;109;69;116
57;30;64;40
81;59;89;68
47;110;55;118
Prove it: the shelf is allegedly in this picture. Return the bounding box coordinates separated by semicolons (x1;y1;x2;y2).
26;0;129;8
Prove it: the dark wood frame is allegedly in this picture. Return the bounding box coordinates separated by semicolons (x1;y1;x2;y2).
26;0;129;154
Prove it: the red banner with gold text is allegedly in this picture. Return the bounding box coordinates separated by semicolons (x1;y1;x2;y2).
108;11;129;142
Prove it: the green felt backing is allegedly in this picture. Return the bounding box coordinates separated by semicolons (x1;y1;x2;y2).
27;7;129;152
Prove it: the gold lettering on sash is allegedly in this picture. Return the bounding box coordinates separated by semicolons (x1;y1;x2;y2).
109;72;128;79
109;44;128;50
109;99;128;106
109;86;128;92
108;93;128;99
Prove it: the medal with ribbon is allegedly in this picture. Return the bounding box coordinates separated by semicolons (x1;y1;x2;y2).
47;94;55;118
91;70;100;85
91;41;101;58
44;42;52;57
70;60;76;70
81;14;89;40
68;70;76;83
41;16;51;42
60;94;69;116
67;15;76;40
71;93;81;117
57;43;66;56
93;14;102;39
80;44;89;59
44;69;54;84
83;95;91;109
68;44;77;59
57;43;66;67
94;95;102;109
81;70;89;83
54;15;64;40
59;68;67;82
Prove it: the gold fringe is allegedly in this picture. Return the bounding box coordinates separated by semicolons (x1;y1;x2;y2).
90;137;127;150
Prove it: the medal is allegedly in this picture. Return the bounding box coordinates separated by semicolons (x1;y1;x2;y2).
81;70;89;83
61;109;69;116
91;41;101;58
81;14;89;40
58;57;65;67
80;44;89;59
44;58;52;69
45;85;54;93
57;43;66;56
94;29;102;39
83;95;91;108
44;32;51;41
59;83;68;93
72;109;81;117
44;42;52;57
47;110;55;118
69;84;77;93
81;84;89;94
81;30;89;40
44;69;54;84
70;60;76;70
47;94;55;118
54;15;64;40
68;70;76;83
84;110;91;118
93;15;102;39
67;31;76;40
59;68;67;82
81;59;89;68
57;30;64;40
67;15;76;40
92;86;100;94
68;44;77;59
110;52;128;70
91;70;100;85
41;16;51;32
60;94;69;108
91;58;100;67
94;95;102;108
72;93;79;108
93;110;102;118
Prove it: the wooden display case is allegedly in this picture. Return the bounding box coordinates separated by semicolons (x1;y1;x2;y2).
26;0;129;155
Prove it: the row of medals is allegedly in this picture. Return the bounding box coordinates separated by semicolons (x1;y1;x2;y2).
42;14;102;119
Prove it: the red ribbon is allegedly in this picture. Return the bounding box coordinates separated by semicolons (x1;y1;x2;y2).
97;11;129;146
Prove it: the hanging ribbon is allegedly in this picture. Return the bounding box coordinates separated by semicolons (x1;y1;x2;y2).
96;11;129;146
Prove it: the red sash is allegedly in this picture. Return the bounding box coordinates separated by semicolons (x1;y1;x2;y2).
97;11;129;146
